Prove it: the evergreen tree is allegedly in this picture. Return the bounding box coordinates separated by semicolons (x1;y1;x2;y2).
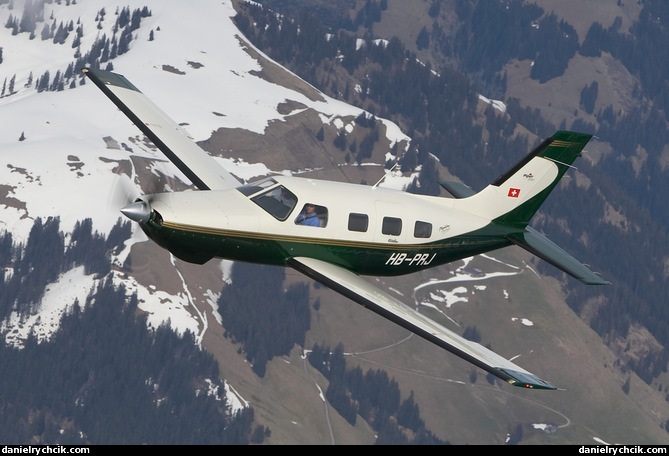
463;325;481;342
37;70;50;92
397;391;425;432
117;26;133;54
580;22;605;57
580;81;598;115
416;25;430;50
428;0;441;18
40;22;50;40
4;14;12;29
333;128;347;150
50;70;62;91
19;0;37;34
507;423;524;445
53;21;67;44
10;17;19;35
130;8;142;31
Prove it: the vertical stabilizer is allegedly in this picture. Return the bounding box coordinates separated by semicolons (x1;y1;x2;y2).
457;131;592;227
451;131;607;285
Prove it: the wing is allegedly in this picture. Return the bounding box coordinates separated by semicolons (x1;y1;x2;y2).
83;68;240;191
288;256;557;390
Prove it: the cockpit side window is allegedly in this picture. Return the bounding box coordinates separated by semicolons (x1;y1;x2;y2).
251;185;298;221
295;203;328;227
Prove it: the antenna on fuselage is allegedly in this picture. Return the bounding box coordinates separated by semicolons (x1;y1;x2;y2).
373;162;400;188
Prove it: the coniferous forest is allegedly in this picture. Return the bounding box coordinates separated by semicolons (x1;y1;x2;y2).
0;218;265;444
308;343;448;444
218;262;311;378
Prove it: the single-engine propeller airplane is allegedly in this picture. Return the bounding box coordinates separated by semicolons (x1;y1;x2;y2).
84;67;608;390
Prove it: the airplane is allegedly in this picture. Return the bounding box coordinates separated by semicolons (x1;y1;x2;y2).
83;67;608;390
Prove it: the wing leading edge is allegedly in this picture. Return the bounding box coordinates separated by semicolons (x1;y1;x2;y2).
83;68;240;191
288;256;557;390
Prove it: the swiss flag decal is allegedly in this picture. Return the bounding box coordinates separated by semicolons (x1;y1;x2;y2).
507;187;521;198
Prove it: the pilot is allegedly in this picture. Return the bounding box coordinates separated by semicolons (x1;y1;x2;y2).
296;204;320;226
278;187;295;206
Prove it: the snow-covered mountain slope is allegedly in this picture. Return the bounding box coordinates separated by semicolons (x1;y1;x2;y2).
0;0;412;342
1;0;407;241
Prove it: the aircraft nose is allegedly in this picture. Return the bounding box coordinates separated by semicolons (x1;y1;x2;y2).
121;200;151;224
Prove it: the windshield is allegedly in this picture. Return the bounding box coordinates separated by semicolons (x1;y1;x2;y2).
236;177;278;197
249;184;298;221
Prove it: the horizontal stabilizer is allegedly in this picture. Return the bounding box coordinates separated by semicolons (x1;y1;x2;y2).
289;256;557;390
439;180;475;198
508;227;609;285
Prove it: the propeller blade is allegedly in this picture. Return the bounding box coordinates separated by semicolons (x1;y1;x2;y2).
108;174;140;211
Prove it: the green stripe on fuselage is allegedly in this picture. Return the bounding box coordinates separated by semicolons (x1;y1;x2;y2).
141;220;511;276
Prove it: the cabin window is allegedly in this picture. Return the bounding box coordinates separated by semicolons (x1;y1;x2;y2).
414;221;432;238
348;213;369;232
382;217;402;236
295;203;328;227
251;185;297;221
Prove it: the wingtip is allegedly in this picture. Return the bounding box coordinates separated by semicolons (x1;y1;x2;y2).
582;274;611;286
500;368;558;390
